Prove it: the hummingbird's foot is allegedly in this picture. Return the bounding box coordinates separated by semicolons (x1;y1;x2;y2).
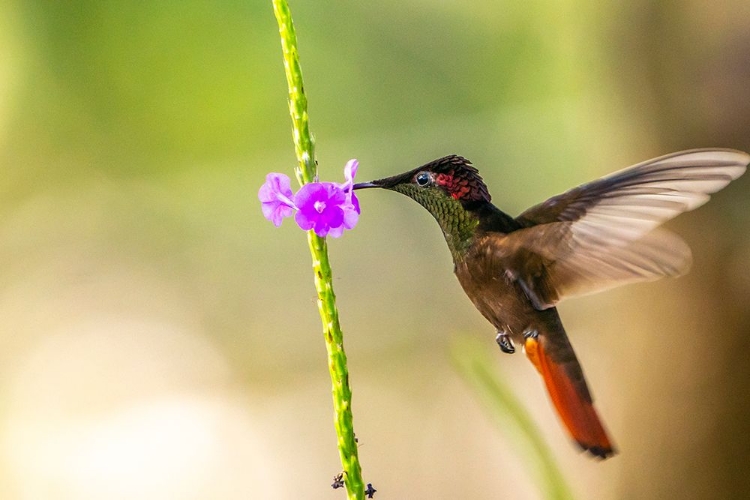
496;332;515;354
524;329;539;340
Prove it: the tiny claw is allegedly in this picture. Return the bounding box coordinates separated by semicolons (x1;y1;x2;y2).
524;329;539;340
496;332;515;354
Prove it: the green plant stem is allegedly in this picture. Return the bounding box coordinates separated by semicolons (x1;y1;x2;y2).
271;1;364;498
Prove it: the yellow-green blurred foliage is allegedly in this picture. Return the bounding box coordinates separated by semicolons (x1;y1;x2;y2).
1;1;749;499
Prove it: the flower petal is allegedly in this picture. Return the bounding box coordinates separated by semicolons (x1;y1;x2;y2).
344;159;358;185
262;202;293;227
341;205;359;229
259;173;294;204
322;203;344;229
294;208;316;231
294;182;328;210
313;220;330;237
329;185;347;205
326;225;345;238
259;173;297;226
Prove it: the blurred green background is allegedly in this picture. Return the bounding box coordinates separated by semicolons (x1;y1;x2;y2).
1;1;749;498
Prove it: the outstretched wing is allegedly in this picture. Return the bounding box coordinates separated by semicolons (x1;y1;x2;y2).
503;149;748;308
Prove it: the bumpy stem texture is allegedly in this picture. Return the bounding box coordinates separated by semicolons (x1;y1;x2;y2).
271;1;365;498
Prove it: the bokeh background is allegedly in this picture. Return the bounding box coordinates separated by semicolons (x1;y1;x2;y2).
1;1;749;499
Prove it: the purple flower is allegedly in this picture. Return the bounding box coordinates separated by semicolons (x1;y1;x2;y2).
258;173;296;227
294;183;347;237
258;159;361;237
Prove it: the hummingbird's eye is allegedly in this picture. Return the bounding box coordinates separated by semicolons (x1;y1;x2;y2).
415;172;432;186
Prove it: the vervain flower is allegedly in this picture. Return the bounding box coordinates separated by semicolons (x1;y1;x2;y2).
294;182;347;237
258;173;296;227
258;160;360;237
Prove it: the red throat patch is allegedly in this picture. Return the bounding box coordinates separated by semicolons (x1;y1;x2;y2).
435;170;490;202
436;172;467;199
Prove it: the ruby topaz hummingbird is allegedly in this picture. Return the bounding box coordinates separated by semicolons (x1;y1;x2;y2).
353;149;748;458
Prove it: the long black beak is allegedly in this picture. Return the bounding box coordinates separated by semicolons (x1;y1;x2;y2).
354;169;414;190
353;181;381;190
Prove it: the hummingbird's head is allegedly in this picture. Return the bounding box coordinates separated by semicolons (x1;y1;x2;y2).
353;155;491;210
354;155;493;258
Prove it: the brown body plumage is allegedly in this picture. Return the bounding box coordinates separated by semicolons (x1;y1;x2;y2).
354;149;748;458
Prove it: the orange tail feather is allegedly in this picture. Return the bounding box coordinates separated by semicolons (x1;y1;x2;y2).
524;334;615;458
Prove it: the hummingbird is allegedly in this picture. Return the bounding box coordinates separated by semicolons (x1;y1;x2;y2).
353;149;748;458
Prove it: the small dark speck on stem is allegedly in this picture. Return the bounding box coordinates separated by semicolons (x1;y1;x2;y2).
331;472;346;489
